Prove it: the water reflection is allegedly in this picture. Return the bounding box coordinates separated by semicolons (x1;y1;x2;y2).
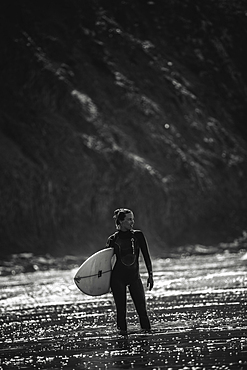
1;252;247;369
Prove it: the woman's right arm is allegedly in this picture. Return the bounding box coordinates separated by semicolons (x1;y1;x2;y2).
106;233;116;248
106;236;112;248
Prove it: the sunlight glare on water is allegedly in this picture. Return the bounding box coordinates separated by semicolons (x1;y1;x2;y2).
0;251;247;369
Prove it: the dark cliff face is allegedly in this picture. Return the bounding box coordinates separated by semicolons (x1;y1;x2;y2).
0;0;247;256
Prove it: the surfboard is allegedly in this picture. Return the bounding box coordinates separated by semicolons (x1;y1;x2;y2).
74;248;114;296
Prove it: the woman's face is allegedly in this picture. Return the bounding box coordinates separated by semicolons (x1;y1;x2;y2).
119;212;135;231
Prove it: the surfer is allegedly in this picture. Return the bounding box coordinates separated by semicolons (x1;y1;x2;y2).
106;208;154;335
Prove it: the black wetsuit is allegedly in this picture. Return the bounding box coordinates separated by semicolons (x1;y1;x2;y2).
106;229;152;331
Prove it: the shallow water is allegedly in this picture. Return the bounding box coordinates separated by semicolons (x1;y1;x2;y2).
1;251;247;369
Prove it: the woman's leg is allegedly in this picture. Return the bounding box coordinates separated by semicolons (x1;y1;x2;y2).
111;277;127;331
129;278;151;330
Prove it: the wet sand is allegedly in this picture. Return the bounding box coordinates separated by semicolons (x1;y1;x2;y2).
1;251;247;369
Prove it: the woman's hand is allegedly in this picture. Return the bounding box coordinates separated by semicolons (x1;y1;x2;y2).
147;274;154;291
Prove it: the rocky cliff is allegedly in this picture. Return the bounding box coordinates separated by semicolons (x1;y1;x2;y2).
1;0;247;256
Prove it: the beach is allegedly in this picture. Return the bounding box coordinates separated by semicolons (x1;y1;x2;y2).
1;251;247;369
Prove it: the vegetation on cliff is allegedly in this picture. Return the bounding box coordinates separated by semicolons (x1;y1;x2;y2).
1;0;247;256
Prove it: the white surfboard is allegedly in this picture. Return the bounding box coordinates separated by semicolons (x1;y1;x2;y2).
74;248;115;296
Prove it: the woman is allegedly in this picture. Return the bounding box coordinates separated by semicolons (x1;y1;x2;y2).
106;208;154;335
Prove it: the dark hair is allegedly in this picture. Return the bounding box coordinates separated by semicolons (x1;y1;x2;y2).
113;208;133;226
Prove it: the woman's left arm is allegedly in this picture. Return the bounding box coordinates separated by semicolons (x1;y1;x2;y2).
138;231;154;291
